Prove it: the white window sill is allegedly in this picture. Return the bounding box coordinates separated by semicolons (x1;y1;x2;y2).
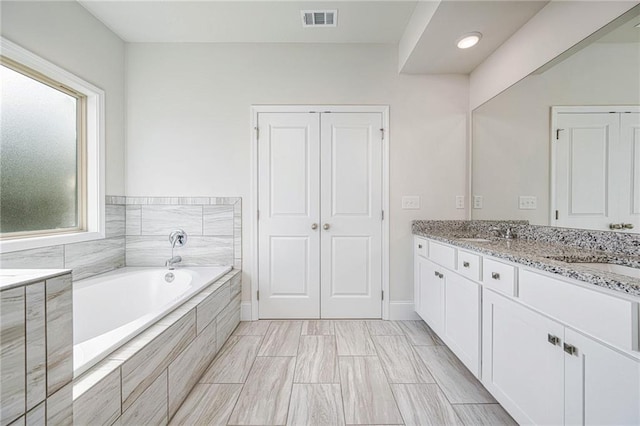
0;231;106;254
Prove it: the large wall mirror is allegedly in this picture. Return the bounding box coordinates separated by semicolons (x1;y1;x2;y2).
471;6;640;234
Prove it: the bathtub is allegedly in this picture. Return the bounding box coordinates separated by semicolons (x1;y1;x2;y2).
73;266;232;376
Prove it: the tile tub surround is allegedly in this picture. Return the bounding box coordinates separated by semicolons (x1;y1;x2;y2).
0;195;242;281
125;196;242;269
0;197;126;281
72;269;241;425
412;220;640;297
0;271;73;426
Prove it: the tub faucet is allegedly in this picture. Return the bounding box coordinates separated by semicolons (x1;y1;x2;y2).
165;256;182;269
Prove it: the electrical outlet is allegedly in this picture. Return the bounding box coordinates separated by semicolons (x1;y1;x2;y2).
519;196;537;210
402;196;420;210
473;195;483;209
455;196;465;209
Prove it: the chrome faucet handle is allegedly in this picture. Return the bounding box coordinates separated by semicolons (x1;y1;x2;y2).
169;229;188;247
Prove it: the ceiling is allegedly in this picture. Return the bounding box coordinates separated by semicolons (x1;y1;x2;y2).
78;1;418;43
400;0;549;74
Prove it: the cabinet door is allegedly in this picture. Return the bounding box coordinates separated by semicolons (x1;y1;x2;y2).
482;290;564;425
418;258;445;335
444;273;481;377
564;329;640;426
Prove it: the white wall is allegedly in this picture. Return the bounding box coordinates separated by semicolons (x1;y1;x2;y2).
125;43;469;305
472;41;640;224
469;0;639;110
1;1;126;195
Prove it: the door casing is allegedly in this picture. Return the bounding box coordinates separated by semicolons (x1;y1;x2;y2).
250;105;390;320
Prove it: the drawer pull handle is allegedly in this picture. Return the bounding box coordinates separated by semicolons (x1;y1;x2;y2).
547;334;560;346
491;272;500;280
463;261;470;268
563;343;578;356
418;244;423;249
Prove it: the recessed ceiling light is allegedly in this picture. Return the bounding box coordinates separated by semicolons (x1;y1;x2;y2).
457;32;482;49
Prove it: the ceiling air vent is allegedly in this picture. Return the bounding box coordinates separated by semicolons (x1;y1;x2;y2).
302;10;337;27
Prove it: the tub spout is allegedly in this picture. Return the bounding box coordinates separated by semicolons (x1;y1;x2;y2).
165;256;182;269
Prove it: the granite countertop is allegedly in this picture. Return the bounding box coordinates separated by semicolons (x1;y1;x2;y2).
0;269;71;291
413;226;640;299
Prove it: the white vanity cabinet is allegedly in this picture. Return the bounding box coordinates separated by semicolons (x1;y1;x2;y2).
413;237;481;376
413;235;640;425
483;288;640;426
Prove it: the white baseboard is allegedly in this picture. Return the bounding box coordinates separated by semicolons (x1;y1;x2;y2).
241;300;417;321
241;301;253;321
389;301;420;320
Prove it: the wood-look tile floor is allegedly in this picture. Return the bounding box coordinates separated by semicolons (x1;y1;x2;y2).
171;320;518;426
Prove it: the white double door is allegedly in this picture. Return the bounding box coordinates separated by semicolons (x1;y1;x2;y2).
258;111;383;319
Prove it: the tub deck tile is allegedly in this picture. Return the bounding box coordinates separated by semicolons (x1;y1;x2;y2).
46;275;73;396
121;310;196;410
168;318;218;418
73;364;121;426
116;371;168;426
197;282;230;334
199;335;262;384
0;287;26;426
25;282;46;410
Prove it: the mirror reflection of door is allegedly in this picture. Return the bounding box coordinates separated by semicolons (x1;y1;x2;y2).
552;107;640;233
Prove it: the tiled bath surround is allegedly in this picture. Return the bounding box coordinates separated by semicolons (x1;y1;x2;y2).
0;196;242;280
124;197;241;269
0;271;73;426
73;270;241;425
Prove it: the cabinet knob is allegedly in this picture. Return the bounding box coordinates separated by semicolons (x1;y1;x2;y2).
323;223;330;230
418;244;423;249
463;261;470;268
311;223;318;230
547;334;561;346
434;271;443;279
623;223;634;229
491;272;500;280
563;343;578;356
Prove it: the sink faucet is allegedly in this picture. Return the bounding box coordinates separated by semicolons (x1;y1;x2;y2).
489;226;515;239
165;256;182;269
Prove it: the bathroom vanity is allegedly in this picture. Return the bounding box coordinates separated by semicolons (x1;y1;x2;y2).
412;221;640;426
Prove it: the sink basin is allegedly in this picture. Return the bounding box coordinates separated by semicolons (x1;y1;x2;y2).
457;238;492;243
581;263;640;279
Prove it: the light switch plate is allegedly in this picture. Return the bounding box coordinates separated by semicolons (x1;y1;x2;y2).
402;196;420;209
473;195;483;209
519;196;537;210
455;196;465;209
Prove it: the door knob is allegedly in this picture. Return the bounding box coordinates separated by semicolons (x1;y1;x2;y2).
311;223;318;230
323;223;330;230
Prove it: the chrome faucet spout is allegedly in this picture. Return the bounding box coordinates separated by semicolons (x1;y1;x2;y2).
165;256;182;269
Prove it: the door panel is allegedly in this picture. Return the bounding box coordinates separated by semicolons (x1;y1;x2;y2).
482;290;564;426
620;113;640;232
555;113;619;230
258;113;320;318
320;113;383;318
564;328;640;426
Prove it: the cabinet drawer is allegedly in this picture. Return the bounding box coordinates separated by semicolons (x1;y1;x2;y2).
457;250;482;281
415;237;428;258
519;269;639;351
483;258;517;296
428;241;456;270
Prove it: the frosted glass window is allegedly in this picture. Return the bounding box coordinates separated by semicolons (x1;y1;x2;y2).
1;62;84;236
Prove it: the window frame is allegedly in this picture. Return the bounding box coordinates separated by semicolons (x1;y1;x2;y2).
0;37;105;253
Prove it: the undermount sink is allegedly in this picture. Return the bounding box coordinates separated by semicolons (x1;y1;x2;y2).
457;238;492;243
581;263;640;279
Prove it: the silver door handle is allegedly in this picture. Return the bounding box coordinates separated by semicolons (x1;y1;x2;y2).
311;223;318;230
323;223;330;230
